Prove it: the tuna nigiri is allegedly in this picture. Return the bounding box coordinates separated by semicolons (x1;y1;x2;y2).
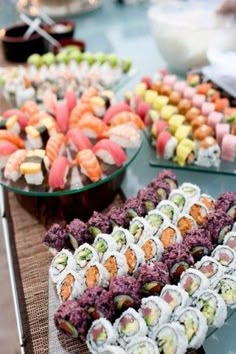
67;128;92;152
65;90;77;113
55;101;69;133
77;114;108;139
76;149;102;182
0;131;25;148
0;140;19;169
48;156;70;190
69;103;93;128
103;102;132;124
109;111;144;130
4;149;27;182
46;133;65;165
92;139;127;167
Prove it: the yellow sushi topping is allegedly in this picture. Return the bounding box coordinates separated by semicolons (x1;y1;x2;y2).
6;115;18;129
25;125;40;138
20;162;41;174
176;139;196;166
40;117;55;131
89;96;105;107
175;125;192;142
27;149;45;158
169;114;186;134
160;105;178;121
153;96;169;111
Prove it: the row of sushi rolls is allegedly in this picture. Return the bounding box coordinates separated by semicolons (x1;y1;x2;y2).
43;170;236;354
124;70;236;167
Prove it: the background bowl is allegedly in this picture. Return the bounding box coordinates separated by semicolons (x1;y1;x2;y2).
52;38;86;54
42;20;75;41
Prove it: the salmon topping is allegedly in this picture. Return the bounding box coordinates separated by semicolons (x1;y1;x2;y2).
86;266;99;288
160;227;175;248
142;240;155;261
125;248;136;274
104;256;118;280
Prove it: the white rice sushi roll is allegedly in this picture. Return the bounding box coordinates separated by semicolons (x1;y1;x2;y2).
86;318;117;353
195;256;224;285
114;308;148;347
175;307;208;349
213;274;236;308
140;296;172;338
140;237;164;263
199;193;215;211
123;244;145;276
176;214;196;239
146;210;169;236
178;268;210;297
126;337;159;354
154;322;188;354
179;183;200;204
49;249;76;284
111;227;135;252
223;232;236;252
160;285;190;314
74;243;98;272
156;200;180;224
83;262;110;289
157;223;182;249
97;345;126;354
129;216;153;244
168;189;189;213
102;251;128;281
187;202;209;226
56;270;84;303
193;289;227;328
93;234;117;261
212;245;236;273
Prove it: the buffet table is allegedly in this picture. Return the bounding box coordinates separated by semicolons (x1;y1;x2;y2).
1;1;236;354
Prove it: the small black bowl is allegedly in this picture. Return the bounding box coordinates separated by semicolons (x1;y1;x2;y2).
42;20;75;42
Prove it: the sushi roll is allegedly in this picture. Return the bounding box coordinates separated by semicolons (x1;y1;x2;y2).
185;107;201;124
90;96;106;117
175;307;208;349
191;115;207;131
192;94;206;108
140;296;172;339
153;95;169;111
176;214;196;239
137;186;160;213
126;337;159;354
169;114;186;134
93;139;127;167
215;192;236;220
43;223;68;255
146;210;169;236
129;216;152;244
93;234;117;261
195;137;221;168
156;200;180;224
208;111;223;129
204;210;234;244
109;275;141;313
154;322;188;354
87;211;112;238
86;318;117;353
169;91;182;105
20;149;49;185
213;275;236;308
137;262;170;296
184;229;213;261
123;244;145;276
158;223;182;249
178;268;210;297
76;149;102;183
221;134;236;162
193;124;214;141
55;101;69;133
123;197;146;220
0;140;18;169
106;206;129;229
156;131;178;160
56;270;84;303
183;86;196;100
4;149;27;182
156;169;178;190
175;125;192;143
74;243;99;272
102;251;128;280
211;245;236;272
174;80;187;94
163;74;177;87
111;227;135;252
180;183;200;204
199;194;215;211
98;345;125;354
223;232;236;251
67;128;92;152
188;202;208;226
160;284;190;313
195;256;224;285
48;156;70;190
84;262;110;289
216;123;230;146
193;289;227;328
114;308;148;347
65;218;93;250
201;102;215;116
0;130;24;148
49;249;76;284
176;139;196;167
151;120;168;139
168;189;189;213
140;237;164;263
160;105;178;121
148;179;171;201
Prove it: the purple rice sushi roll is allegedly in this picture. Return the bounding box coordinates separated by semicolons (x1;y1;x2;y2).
156;169;178;190
137;186;160;212
65;218;93;249
215;191;236;220
87;211;113;238
43;223;68;255
109;275;141;313
148;179;171;201
78;286;115;321
54;300;92;340
106;206;129;229
162;243;194;283
123;197;146;220
137;261;170;296
184;228;213;262
203;210;234;244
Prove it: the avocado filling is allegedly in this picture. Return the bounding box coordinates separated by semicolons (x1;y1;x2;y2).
218;280;236;306
181;186;197;198
170;194;186;211
126;208;138;220
129;222;144;243
180;315;197;343
53;254;68;273
89;226;102;238
142;281;163;295
91;324;107;345
114;295;134;311
198;298;216;326
76;248;93;269
156;188;167;201
113;230;126;251
58;319;78;338
144;200;155;212
159;205;174;222
157;329;177;354
147;214;164;234
142;302;161;327
119;315;139;337
94;239;108;257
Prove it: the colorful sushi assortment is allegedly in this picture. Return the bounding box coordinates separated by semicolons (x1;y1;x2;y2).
44;170;236;353
125;70;236;168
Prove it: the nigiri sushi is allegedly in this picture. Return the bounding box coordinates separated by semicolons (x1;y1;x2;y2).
69;103;93;128
92;139;127;167
46;133;65;165
77;114;108;139
4;149;27;182
0;115;20;135
55;101;69;133
65;90;77;113
103;102;132;124
20;100;40;117
0;131;25;148
156;131;177;160
48;156;70;190
20;149;49;185
25;125;50;149
67;128;92;152
80;87;98;104
106;124;141;148
110;111;144;130
89;96;106;118
76;149;102;182
3;109;28;129
0;140;19;169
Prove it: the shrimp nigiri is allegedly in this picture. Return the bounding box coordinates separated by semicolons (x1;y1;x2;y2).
20;100;40;117
0;130;25;148
4;149;27;182
80;87;99;104
110;111;144;130
76;149;102;182
77;114;108;139
69;103;93;128
46;133;65;165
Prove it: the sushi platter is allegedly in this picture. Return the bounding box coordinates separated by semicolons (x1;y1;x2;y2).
43;170;236;354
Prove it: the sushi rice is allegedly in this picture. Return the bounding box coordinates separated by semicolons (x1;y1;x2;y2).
86;318;117;353
93;234;117;261
211;245;236;273
126;337;159;354
145;210;169;236
180;183;200;204
97;345;126;354
49;249;76;284
74;243;99;272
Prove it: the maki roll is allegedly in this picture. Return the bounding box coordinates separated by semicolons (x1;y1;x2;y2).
49;249;76;284
195;137;221;168
86;318;117;353
162;244;194;282
126;337;159;354
114;308;148;347
176;214;196;239
111;227;135;252
215;192;236;220
109;275;141;313
65;218;93;249
193;289;227;328
199;194;215;211
175;307;208;349
74;243;99;272
106;206;129;229
78;286;115;321
87;211;113;238
154;322;188;354
157;200;180;224
102;251;128;280
168;189;189;213
160;285;190;313
213;275;236;308
158;223;182;249
98;346;125;354
84;262;110;289
137;186;160;212
140;296;172;338
123;197;146;220
123;244;145;276
156;169;178;191
179;183;200;204
20;149;49;185
169;114;186;134
129;217;152;244
146;210;169;236
4;149;27;182
56;270;84;303
54;300;92;340
43;223;68;255
93;234;117;261
137;262;170;296
223;231;236;251
188;202;208;226
204;210;234;244
140;237;164;263
184;229;213;262
178;268;210;297
148;179;171;200
195;256;224;285
156;131;178;160
211;245;236;272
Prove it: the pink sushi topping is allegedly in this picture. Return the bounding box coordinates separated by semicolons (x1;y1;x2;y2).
65;90;77;113
0;140;18;156
3;109;28;129
49;156;70;190
103;103;132;124
67;128;92;151
55;102;69;133
92;139;127;167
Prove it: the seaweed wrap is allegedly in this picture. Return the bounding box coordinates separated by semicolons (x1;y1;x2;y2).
126;337;159;354
188;202;208;226
140;237;164;263
106;206;129;229
148;179;171;201
109;275;141;313
123;197;146;220
129;216;153;244
123;244;145;276
199;194;215;211
137;186;160;212
176;214;196;239
78;286;115;321
162;244;194;282
180;183;200;204
168;189;189;213
212;245;236;272
54;300;92;340
137;261;170;296
223;231;236;251
87;211;113;238
93;234;117;261
84;262;110;289
154;322;188;354
65;218;93;249
157;200;180;224
43;223;68;254
178;268;209;297
102;251;128;280
158;223;182;249
114;308;148;347
195;256;224;285
74;243;99;272
86;318;117;353
203;210;233;244
50;249;76;284
98;345;126;354
215;191;236;220
111;227;135;252
146;210;169;237
160;284;190;313
184;228;213;261
156;169;178;190
213;275;236;308
56;270;84;303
